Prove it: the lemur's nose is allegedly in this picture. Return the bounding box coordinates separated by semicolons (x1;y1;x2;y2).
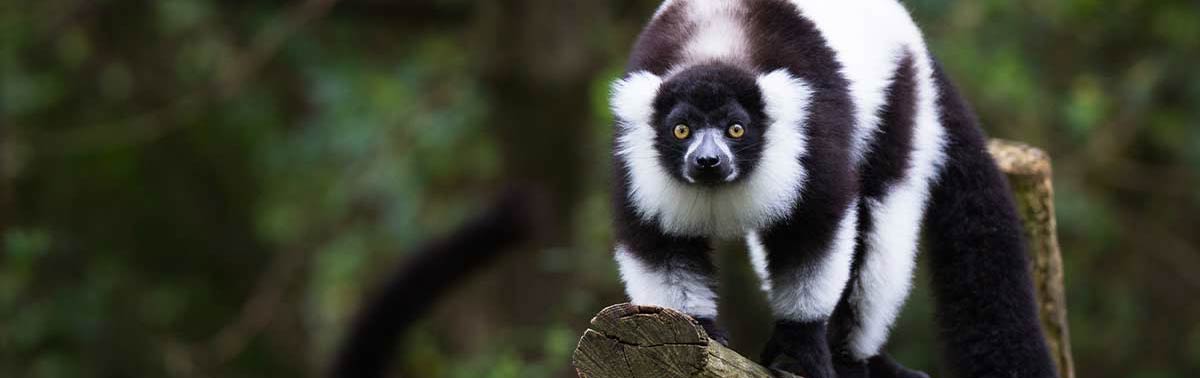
696;155;720;168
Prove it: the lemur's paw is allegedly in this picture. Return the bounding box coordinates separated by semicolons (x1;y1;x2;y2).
833;357;870;378
767;362;814;378
867;353;930;378
760;321;835;378
693;317;730;346
762;356;833;378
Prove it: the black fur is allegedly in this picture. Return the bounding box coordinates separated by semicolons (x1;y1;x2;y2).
833;353;931;378
626;4;689;74
861;52;918;200
925;61;1056;377
761;320;835;378
330;192;535;378
695;316;732;346
867;353;932;378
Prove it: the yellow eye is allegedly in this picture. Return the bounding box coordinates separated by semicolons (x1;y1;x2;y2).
728;124;745;138
673;124;690;139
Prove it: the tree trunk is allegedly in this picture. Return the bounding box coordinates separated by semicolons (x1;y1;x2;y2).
473;0;606;332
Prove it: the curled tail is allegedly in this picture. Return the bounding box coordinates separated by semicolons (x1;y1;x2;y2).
330;191;536;378
924;64;1057;378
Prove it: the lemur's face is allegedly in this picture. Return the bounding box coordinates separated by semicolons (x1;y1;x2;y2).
652;64;768;186
612;64;809;235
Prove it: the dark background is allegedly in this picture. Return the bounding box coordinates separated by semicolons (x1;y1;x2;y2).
2;0;1199;377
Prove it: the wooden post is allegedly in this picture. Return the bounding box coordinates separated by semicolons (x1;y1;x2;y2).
573;139;1075;378
988;140;1076;378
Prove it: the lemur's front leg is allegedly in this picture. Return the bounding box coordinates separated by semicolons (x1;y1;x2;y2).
613;221;728;345
750;199;859;378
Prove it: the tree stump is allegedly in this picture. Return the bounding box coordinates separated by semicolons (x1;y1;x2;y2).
573;303;797;378
574;140;1075;378
988;140;1076;378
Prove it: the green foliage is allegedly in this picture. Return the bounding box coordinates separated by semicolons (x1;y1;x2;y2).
1;0;1198;377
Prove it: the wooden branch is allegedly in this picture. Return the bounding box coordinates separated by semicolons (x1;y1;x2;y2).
987;139;1076;378
574;139;1075;378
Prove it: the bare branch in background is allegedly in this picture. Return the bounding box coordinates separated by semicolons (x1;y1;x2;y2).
207;246;310;364
0;125;10;248
216;0;339;97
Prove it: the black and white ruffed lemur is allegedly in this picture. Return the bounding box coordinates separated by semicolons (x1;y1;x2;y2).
609;1;1057;377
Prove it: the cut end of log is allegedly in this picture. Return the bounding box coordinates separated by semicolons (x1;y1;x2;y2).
573;303;797;378
988;139;1052;176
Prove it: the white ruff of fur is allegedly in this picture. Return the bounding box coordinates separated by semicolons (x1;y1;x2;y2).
612;70;811;238
767;199;859;321
614;245;718;318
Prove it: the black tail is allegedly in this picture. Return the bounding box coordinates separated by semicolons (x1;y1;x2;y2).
924;64;1057;378
330;191;536;378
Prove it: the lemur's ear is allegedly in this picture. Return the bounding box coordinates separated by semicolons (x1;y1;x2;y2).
755;69;812;129
611;71;663;127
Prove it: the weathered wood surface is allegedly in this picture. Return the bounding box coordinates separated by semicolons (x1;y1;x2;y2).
988;140;1076;378
574;140;1075;378
573;303;797;378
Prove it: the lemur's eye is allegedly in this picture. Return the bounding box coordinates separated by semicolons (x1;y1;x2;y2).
673;124;690;139
728;124;745;138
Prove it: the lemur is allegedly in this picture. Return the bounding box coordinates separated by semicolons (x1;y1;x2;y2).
610;1;1056;377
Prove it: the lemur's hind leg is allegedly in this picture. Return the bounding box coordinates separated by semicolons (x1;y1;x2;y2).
613;229;727;344
750;199;858;378
828;51;937;378
828;191;935;378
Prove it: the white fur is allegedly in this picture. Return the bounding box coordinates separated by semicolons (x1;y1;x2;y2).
679;0;751;68
767;199;859;321
612;70;811;238
745;231;772;293
845;55;948;360
611;72;664;130
785;0;926;164
651;0;678;20
614;245;718;318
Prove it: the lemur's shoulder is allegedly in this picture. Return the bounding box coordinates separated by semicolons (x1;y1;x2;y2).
632;0;937;155
637;0;929;68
